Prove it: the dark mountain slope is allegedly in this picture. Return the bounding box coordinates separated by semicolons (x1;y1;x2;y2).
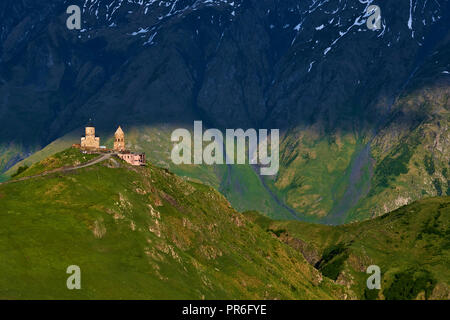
1;0;448;162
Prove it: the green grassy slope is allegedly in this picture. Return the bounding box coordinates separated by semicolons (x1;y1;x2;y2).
350;82;450;221
267;127;369;223
245;197;450;300
10;148;98;179
107;125;293;218
0;149;346;299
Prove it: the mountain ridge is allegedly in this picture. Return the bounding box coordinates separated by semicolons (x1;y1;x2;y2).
245;195;450;299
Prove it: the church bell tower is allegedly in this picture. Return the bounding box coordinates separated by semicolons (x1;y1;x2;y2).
114;126;125;151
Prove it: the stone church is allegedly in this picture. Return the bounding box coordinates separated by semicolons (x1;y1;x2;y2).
77;125;146;166
80;126;100;149
114;126;125;151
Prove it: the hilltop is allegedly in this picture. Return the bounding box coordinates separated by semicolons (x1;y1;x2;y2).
0;149;346;299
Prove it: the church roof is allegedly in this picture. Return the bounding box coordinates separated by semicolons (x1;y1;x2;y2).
115;126;124;135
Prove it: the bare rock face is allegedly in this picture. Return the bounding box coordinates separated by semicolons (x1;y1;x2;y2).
278;232;320;266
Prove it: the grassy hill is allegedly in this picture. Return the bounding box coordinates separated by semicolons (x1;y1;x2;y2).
5;124;297;220
245;196;450;300
0;149;346;299
1;148;448;300
9;148;98;179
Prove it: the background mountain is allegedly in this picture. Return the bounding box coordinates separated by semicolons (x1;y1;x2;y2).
1;0;449;223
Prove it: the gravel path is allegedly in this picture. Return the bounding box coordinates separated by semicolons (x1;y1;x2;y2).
0;154;112;186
